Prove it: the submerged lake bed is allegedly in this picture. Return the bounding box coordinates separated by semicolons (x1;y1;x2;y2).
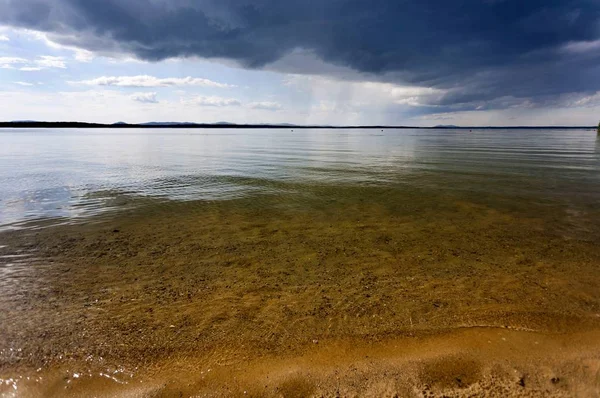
1;128;600;397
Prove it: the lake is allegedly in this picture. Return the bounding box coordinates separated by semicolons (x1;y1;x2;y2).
1;128;600;396
1;128;599;228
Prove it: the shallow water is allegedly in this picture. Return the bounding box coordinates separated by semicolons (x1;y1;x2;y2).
1;128;600;396
1;128;599;229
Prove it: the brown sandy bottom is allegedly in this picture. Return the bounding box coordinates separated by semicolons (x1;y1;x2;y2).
1;184;600;396
4;328;600;397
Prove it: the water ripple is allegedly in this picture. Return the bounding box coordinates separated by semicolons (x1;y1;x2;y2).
1;128;599;229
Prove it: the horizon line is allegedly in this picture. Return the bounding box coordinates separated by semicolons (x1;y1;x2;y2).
0;121;596;130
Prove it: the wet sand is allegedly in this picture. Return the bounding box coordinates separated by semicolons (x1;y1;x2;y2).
1;183;599;396
5;329;600;397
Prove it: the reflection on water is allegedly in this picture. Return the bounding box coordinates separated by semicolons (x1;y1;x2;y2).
1;128;599;229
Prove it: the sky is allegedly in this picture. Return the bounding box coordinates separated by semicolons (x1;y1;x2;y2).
0;0;600;126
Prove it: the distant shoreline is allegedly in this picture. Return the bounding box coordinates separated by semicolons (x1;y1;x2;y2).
0;121;595;129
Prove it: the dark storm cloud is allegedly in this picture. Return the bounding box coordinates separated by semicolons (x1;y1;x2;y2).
2;0;600;110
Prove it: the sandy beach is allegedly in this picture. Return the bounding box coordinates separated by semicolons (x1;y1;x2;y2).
5;328;600;397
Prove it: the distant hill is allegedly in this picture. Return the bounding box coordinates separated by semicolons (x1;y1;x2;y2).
0;121;595;130
141;122;203;126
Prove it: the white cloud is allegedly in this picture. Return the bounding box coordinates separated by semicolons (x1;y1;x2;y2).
35;55;66;69
131;92;158;104
568;92;600;107
72;75;234;88
0;35;9;42
561;40;600;54
14;81;33;86
16;29;95;62
248;101;283;111
0;55;66;71
548;91;600;109
73;49;94;62
181;96;241;107
0;57;27;65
